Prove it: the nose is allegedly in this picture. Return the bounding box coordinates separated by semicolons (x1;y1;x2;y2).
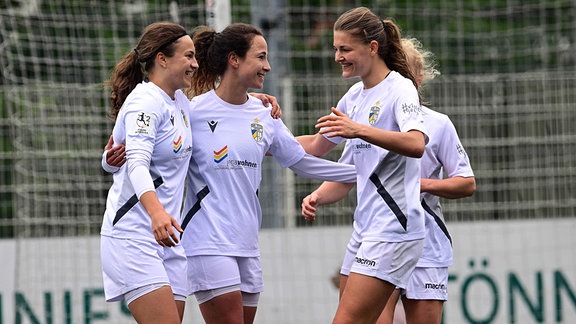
263;60;271;72
334;51;343;63
191;57;199;69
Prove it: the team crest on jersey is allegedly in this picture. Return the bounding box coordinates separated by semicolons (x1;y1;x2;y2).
181;109;189;127
251;118;263;142
368;105;381;125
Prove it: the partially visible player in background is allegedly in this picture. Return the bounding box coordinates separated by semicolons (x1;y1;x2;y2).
100;22;197;324
181;22;356;324
375;37;476;324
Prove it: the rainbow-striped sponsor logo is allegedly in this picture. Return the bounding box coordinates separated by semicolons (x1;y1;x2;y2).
214;145;228;163
173;135;183;153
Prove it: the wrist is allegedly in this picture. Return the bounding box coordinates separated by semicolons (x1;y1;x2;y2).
356;124;369;140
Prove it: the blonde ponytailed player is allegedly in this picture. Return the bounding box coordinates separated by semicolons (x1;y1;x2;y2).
375;38;476;324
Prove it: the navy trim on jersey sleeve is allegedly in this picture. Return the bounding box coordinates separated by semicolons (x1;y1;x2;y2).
369;173;408;230
112;176;164;225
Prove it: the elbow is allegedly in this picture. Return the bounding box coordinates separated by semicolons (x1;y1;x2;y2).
444;177;476;199
462;178;477;197
408;134;426;158
408;146;425;158
414;146;425;158
409;131;426;158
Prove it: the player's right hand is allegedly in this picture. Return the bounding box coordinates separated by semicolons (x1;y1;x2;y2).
151;211;182;247
301;193;319;221
104;135;126;168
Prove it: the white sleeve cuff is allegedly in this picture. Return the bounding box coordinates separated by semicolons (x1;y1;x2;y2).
102;150;120;174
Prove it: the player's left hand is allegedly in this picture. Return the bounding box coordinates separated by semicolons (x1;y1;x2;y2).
250;92;282;119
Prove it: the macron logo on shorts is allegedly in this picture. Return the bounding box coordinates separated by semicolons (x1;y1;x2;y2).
425;282;446;290
354;257;376;267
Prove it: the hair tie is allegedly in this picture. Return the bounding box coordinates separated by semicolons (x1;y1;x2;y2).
157;32;189;53
134;48;141;61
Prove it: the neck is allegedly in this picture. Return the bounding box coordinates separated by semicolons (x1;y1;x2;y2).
215;79;249;105
362;61;391;89
148;76;176;100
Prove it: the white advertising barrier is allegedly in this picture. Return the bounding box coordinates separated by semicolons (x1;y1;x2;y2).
0;218;575;324
257;218;576;324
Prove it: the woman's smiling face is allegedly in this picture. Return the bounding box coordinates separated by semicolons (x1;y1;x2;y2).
237;35;271;90
333;30;374;80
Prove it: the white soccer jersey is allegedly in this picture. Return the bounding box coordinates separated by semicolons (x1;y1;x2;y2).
330;71;427;242
417;106;474;267
181;90;306;257
101;82;193;242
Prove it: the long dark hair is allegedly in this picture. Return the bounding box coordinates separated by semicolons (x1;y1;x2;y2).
106;22;188;120
188;23;263;97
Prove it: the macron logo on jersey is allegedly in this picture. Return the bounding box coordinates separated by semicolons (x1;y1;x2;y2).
208;120;218;133
214;146;228;163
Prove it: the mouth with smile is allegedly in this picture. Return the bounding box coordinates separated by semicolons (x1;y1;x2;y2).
184;70;195;82
340;62;353;73
340;61;352;68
